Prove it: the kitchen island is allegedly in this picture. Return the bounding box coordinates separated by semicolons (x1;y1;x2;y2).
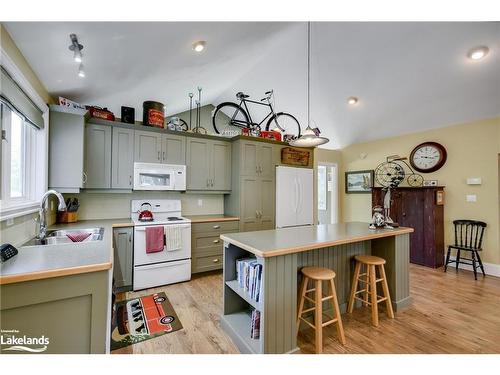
220;222;414;354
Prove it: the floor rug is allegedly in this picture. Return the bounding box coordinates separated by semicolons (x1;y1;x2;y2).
110;292;183;350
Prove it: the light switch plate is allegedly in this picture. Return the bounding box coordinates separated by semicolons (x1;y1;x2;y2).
466;194;477;202
467;178;482;185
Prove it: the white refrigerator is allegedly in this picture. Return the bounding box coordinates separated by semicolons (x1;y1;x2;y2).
276;166;314;228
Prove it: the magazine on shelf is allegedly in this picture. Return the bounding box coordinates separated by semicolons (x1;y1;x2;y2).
235;257;263;303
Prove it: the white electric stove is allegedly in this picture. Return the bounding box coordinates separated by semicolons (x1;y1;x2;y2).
131;199;191;290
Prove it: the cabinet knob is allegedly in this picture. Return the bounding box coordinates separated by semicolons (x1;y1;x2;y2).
213;225;221;229
82;172;88;184
213;239;220;244
129;175;132;186
212;258;219;263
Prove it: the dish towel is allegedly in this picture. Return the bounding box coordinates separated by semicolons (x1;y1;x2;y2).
164;225;182;252
145;226;164;253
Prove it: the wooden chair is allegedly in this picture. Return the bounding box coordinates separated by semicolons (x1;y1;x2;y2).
445;220;487;280
347;255;394;327
297;267;346;353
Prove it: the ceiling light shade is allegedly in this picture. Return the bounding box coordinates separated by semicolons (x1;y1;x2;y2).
467;46;489;60
192;41;206;52
289;125;329;147
78;63;85;78
348;96;358;105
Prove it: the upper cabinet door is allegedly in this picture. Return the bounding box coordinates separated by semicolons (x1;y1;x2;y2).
258;144;275;179
162;134;186;165
186;138;210;190
84;124;112;189
211;141;231;191
112;127;134;189
134;130;162;163
240;141;258;177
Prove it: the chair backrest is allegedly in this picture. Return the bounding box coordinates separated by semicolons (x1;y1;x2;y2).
453;220;487;250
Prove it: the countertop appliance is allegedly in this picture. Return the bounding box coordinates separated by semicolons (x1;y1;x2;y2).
131;199;191;290
133;162;186;191
276;166;313;229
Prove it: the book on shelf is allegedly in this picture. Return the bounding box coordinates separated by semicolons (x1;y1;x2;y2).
235;257;263;303
250;309;261;339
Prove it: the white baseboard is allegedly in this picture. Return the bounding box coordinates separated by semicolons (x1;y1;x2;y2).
445;255;500;278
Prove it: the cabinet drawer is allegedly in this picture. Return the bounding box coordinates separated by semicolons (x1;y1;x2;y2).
195;235;223;249
192;253;223;273
191;220;239;234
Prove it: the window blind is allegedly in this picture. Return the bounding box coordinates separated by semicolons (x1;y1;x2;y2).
0;65;44;129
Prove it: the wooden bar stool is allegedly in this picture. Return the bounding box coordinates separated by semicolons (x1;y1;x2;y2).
297;266;346;353
347;255;394;327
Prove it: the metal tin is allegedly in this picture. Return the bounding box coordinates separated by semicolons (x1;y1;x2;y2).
143;101;165;128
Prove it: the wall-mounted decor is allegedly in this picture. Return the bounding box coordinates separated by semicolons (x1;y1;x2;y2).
375;155;423;188
281;147;311;166
410;141;447;173
423;180;438;187
345;170;374;194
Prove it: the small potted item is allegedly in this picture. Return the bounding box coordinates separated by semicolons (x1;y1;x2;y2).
369;206;385;230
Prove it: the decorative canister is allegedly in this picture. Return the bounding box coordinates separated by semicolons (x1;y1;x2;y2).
143;101;165;128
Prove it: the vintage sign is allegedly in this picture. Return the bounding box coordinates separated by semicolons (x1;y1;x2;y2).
281;147;310;166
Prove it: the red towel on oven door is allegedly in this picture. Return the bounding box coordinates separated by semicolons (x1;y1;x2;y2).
145;226;164;253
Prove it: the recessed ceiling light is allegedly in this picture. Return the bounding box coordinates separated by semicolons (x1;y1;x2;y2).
192;41;206;52
348;97;358;105
467;46;489;60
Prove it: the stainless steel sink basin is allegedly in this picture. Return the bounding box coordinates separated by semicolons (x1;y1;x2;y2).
23;227;104;247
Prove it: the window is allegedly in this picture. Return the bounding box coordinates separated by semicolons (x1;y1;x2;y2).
1;102;37;210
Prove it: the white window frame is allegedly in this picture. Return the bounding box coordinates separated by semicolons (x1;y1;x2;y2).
0;46;49;221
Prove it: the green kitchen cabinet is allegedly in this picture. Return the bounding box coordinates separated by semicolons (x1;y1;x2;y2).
238;175;275;232
111;127;134;189
161;133;186;165
239;140;275;178
134;130;162;163
186;138;231;192
84;123;112;189
113;227;133;290
0;271;110;354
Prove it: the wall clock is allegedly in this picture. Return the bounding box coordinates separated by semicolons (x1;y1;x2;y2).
409;142;447;173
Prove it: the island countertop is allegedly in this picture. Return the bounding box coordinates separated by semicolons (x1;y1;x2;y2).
220;222;414;258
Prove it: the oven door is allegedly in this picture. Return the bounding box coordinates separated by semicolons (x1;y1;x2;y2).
133;223;191;266
133;162;175;191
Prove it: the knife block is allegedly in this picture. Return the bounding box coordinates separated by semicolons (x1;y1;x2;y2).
57;211;78;223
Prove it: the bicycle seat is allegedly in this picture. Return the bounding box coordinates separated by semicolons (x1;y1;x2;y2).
236;92;249;99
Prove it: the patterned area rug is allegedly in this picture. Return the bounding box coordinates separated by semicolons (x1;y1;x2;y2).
111;292;183;350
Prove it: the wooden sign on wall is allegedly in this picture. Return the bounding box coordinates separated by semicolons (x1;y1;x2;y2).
281;147;311;166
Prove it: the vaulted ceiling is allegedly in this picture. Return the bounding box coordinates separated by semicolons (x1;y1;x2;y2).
4;22;500;149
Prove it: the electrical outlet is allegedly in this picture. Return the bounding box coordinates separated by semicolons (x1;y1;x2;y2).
466;194;477;202
6;218;14;226
197;199;203;207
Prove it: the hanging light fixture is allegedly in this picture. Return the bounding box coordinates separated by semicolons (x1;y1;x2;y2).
290;22;329;148
68;34;84;62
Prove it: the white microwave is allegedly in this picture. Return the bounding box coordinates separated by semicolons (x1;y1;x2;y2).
133;162;186;191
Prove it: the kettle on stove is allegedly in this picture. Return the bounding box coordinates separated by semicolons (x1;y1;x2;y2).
138;202;154;222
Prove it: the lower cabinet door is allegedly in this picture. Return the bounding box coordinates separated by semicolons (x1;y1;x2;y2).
113;227;133;289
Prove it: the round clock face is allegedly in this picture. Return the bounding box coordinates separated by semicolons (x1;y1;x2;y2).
410;142;447;173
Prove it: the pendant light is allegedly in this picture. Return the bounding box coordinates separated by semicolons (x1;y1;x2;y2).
290;22;329;147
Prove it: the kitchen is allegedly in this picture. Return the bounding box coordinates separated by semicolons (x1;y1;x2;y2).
1;5;500;372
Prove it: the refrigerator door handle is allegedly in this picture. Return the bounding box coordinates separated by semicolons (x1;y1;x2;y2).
294;177;300;213
297;177;303;214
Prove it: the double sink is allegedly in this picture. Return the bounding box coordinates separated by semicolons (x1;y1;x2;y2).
23;227;104;247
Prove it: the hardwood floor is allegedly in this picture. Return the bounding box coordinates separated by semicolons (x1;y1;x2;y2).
112;265;500;354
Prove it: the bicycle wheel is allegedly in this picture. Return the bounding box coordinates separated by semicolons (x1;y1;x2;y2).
266;112;301;138
212;102;250;135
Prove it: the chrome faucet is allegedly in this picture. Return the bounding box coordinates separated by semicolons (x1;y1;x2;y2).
38;190;67;240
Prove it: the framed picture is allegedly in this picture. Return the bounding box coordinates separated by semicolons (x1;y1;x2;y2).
345;170;374;194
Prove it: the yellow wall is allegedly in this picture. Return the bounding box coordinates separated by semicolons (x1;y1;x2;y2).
0;24;54;104
339;117;500;265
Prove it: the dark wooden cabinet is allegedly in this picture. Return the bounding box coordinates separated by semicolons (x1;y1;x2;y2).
372;187;444;268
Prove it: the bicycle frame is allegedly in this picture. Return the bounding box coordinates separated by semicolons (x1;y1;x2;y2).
229;98;277;128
